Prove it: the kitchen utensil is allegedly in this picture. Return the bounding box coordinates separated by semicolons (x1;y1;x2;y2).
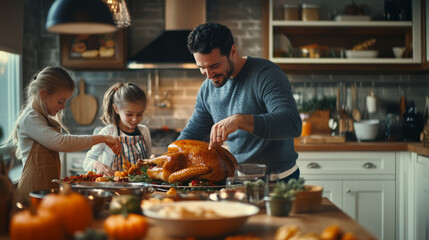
143;201;259;238
354;119;379;141
352;84;361;121
299;134;345;144
366;88;376;113
70;79;98;125
399;90;406;118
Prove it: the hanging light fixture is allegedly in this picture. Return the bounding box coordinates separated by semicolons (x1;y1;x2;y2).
46;0;117;34
103;0;131;28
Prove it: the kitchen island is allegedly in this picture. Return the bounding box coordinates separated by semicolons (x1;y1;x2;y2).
89;198;374;240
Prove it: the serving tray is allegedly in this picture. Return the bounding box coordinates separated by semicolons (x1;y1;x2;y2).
52;179;151;189
52;179;224;192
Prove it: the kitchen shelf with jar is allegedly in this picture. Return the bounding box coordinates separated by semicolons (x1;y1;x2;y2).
266;0;423;71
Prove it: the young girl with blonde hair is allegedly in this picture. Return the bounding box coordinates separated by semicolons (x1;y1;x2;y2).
83;82;151;176
5;66;121;205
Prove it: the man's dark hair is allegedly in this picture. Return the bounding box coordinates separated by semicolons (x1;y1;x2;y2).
187;22;234;56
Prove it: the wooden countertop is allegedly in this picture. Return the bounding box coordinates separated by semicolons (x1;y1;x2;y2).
136;198;376;240
0;198;376;240
295;140;429;157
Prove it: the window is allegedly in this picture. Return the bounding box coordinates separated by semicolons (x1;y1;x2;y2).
0;50;21;143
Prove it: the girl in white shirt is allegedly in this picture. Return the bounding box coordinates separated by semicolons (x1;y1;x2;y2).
83;82;152;176
4;66;121;205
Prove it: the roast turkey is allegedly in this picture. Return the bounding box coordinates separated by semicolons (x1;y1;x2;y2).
140;140;237;183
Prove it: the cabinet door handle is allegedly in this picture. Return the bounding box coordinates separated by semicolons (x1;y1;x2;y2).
363;162;376;169
307;162;321;169
346;189;351;193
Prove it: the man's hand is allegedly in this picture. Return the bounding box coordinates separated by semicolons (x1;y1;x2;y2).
209;114;254;150
93;161;115;177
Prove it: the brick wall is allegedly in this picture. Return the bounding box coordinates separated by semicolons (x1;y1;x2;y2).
23;0;428;135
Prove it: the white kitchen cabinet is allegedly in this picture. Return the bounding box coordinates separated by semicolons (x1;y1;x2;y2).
415;154;429;240
396;152;429;240
267;0;422;71
297;151;396;240
304;180;343;209
343;180;395;240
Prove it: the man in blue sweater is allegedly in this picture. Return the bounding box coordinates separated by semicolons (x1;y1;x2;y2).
178;22;302;181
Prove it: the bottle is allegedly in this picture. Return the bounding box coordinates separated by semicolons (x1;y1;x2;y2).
402;101;420;142
301;114;312;137
384;0;396;20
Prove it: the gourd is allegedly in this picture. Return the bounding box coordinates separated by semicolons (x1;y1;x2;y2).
38;184;93;235
10;209;64;240
104;213;148;240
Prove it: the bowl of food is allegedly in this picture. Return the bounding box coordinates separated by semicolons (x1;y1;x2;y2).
353;119;380;141
345;50;379;58
29;188;59;207
143;200;259;238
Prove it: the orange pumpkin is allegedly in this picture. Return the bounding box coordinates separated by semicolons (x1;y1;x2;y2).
38;187;93;236
104;213;148;240
10;209;64;240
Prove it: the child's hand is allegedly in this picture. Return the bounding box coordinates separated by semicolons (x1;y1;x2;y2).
105;135;121;155
93;162;115;177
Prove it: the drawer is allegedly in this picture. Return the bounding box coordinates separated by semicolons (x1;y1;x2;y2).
297;152;395;175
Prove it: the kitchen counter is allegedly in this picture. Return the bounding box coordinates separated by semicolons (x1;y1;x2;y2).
295;140;429;157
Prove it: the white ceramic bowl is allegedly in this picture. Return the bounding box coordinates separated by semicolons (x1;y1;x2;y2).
354;119;380;141
345;50;379;58
143;200;259;238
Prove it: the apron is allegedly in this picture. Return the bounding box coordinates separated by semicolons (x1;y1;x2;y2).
15;141;61;206
111;126;148;171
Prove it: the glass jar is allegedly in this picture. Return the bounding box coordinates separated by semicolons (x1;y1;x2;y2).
385;113;403;141
283;4;299;20
301;4;320;21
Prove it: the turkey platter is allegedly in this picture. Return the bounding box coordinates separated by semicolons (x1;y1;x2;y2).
141;140;237;183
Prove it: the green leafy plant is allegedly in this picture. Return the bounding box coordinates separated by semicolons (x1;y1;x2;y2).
300;96;336;113
269;177;305;201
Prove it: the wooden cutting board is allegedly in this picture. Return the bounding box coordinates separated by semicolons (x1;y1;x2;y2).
299;134;345;144
70;79;97;125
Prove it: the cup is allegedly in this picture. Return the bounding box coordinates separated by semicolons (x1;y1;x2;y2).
236;163;267;178
225;176;265;206
392;47;405;58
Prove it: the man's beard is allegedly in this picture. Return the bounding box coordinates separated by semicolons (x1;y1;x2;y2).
213;57;234;88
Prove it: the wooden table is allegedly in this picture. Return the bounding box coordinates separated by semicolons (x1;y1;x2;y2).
2;198;376;240
141;198;376;240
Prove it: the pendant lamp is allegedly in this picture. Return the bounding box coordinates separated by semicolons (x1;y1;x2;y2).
46;0;117;34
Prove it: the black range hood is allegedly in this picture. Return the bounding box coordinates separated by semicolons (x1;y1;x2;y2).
127;30;197;69
127;0;205;69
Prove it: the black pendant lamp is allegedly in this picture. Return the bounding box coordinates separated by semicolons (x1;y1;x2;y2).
46;0;117;34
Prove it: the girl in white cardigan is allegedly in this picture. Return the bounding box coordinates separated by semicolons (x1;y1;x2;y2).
83;82;152;176
4;66;121;205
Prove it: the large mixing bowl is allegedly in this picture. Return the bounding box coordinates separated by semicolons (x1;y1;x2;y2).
354;119;379;141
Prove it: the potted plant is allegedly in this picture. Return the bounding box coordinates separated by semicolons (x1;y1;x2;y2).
264;178;305;216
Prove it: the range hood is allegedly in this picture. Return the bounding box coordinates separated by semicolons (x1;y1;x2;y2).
127;0;206;69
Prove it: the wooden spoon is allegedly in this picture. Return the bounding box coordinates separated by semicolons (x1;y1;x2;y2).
352;84;362;121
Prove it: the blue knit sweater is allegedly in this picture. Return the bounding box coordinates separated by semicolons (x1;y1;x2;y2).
178;57;302;173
